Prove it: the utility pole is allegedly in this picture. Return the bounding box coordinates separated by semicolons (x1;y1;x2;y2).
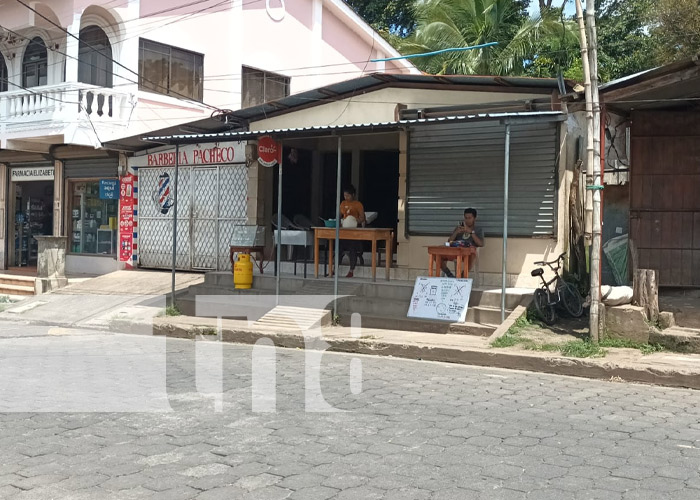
574;0;601;342
586;0;602;343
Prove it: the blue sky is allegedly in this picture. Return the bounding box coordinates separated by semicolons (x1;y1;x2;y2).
528;0;577;17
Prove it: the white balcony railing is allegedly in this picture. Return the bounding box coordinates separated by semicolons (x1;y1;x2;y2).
0;82;134;127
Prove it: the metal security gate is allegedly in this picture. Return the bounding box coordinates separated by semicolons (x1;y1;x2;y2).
407;119;559;236
64;158;118;178
137;165;247;271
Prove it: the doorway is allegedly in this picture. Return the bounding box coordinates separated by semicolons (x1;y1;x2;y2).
10;181;54;268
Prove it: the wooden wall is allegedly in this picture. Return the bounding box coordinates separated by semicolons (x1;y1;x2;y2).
629;111;700;286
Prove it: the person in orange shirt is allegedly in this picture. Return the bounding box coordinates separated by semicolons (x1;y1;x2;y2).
339;185;365;278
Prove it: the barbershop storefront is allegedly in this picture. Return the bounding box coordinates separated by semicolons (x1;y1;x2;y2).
129;141;249;271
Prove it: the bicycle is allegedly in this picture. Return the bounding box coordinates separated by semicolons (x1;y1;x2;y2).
530;253;584;325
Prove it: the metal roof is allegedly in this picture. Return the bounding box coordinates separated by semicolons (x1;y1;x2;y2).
597;57;700;111
231;72;573;121
142;111;566;144
103;72;571;151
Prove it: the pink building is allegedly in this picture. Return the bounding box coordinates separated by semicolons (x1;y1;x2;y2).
0;0;417;279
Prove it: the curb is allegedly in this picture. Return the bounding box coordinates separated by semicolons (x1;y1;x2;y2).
104;316;700;391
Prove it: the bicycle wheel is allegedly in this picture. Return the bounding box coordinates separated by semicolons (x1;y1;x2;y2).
533;289;556;325
560;282;584;318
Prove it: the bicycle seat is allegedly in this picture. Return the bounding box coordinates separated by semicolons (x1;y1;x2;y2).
534;261;545;266
531;268;544;277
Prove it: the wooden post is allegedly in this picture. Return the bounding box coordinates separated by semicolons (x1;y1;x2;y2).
633;269;659;322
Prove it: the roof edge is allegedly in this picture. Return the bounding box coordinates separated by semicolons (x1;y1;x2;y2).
600;55;700;93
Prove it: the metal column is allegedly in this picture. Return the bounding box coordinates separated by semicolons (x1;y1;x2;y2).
276;145;283;302
333;136;342;318
501;124;511;323
171;144;180;307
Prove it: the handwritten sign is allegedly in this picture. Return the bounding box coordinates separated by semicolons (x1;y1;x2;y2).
407;277;473;322
99;179;119;200
118;174;135;264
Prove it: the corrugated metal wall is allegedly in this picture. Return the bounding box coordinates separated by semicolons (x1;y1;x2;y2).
10;161;54;170
407;120;558;236
64;158;118;178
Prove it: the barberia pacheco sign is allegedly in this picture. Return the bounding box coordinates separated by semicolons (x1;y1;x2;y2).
11;166;55;182
129;141;246;168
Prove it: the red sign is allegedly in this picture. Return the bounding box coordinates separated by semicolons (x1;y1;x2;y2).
257;136;281;167
119;174;135;264
129;141;246;168
145;146;238;166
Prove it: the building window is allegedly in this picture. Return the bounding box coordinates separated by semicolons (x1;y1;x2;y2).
241;66;289;108
138;38;203;101
22;37;48;88
69;180;119;255
79;26;113;88
0;54;8;92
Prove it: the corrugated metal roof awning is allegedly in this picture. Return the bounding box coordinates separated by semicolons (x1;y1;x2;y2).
142;111;566;145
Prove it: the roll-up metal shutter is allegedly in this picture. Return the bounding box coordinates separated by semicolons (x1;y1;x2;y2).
10;161;53;170
64;158;118;178
407;120;558;236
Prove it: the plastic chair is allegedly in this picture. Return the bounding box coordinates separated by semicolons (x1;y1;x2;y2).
292;214;313;230
271;213;293;229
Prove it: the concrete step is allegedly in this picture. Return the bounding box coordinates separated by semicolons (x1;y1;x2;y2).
651;326;700;354
298;280;363;297
255;306;331;330
468;305;512;327
341;314;494;336
203;272;530;306
336;296;408;318
0;283;35;296
448;322;497;336
476;288;532;309
177;294;297;322
336;296;510;325
0;274;36;296
0;273;36;285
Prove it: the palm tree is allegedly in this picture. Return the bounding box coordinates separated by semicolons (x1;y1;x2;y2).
399;0;579;76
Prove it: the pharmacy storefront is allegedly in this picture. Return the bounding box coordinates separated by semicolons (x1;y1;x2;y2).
64;158;122;275
7;163;56;268
129;141;249;271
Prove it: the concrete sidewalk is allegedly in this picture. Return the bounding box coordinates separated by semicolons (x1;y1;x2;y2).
0;269;203;327
2;268;700;390
108;312;700;391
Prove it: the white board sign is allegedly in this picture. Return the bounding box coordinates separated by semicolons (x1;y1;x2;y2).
11;166;55;182
407;277;473;322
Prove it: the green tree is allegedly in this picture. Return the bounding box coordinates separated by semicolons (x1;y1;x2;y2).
398;0;578;76
595;0;657;82
652;0;700;63
343;0;418;37
523;4;581;78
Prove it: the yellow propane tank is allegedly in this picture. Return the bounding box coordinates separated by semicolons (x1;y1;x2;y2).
233;253;253;289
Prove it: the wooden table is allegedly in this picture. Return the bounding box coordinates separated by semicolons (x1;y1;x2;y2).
427;246;477;279
229;245;266;274
313;227;393;281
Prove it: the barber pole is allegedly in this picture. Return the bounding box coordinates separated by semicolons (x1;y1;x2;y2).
155;172;174;215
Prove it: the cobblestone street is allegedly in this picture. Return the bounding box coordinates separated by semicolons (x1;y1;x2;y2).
1;323;700;499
